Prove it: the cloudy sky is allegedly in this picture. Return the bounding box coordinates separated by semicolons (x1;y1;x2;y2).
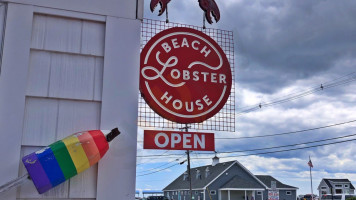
136;0;356;195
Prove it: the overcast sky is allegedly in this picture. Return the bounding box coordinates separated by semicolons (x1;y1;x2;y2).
136;0;356;195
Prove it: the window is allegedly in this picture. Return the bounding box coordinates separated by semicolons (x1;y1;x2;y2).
321;187;327;189
335;185;342;188
195;191;198;195
210;190;216;195
286;191;292;195
196;169;201;179
335;189;343;194
183;172;188;181
257;192;262;195
322;191;327;194
345;185;349;188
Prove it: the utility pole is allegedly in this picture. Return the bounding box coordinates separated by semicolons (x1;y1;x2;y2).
187;150;193;200
182;125;193;200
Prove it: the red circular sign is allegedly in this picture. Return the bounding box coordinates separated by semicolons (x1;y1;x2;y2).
140;27;232;123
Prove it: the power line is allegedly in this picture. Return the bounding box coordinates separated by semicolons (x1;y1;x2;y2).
137;154;185;174
236;73;356;115
192;137;356;159
136;150;170;166
216;119;356;140
136;119;356;157
202;132;356;154
136;134;356;159
135;137;356;176
136;163;180;177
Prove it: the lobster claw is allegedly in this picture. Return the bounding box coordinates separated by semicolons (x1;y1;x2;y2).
150;0;172;16
198;0;220;24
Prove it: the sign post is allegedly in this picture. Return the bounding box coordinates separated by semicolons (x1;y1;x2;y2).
140;27;232;200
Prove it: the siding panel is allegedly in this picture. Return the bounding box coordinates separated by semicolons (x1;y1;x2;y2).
22;97;58;146
26;50;51;96
81;21;105;56
49;53;96;100
94;57;104;101
44;16;81;53
31;15;47;49
56;99;101;140
69;164;98;198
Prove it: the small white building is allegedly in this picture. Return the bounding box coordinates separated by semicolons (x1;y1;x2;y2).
318;179;355;197
0;0;143;199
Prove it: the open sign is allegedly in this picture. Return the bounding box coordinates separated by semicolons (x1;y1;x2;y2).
143;130;215;151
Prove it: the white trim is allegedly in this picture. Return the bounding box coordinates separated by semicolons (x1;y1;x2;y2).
274;188;299;190
33;6;106;22
164;189;205;192
220;188;265;191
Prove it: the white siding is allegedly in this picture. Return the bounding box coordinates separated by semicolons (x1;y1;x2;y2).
22;98;58;146
0;2;140;200
31;14;105;56
56;100;101;139
26;50;51;96
48;53;96;100
18;13;105;199
0;3;6;73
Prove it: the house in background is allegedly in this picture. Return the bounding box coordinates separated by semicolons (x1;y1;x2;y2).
163;160;298;200
318;179;355;197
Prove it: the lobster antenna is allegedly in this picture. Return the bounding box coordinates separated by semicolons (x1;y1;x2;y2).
203;13;206;29
166;6;169;23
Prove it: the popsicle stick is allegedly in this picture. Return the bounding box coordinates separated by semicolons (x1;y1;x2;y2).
0;174;30;194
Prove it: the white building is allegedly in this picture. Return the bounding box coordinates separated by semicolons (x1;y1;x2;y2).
0;0;143;199
318;179;355;197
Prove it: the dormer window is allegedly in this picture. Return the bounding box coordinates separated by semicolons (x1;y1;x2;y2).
183;172;188;181
205;167;210;178
196;169;201;180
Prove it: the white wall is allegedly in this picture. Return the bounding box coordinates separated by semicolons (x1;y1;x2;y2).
0;1;141;200
0;0;143;19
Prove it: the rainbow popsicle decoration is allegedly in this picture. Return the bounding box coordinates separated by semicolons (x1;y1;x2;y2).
21;128;120;194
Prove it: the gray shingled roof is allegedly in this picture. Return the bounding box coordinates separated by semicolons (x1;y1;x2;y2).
323;179;355;190
163;161;236;190
221;175;265;189
255;175;298;189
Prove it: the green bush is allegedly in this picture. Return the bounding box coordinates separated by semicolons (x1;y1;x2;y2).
346;197;356;200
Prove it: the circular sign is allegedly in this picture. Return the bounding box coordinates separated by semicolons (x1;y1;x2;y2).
140;27;232;123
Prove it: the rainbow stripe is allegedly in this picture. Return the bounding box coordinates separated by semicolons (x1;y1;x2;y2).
22;130;109;194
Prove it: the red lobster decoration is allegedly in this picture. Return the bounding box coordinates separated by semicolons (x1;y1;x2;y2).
150;0;220;24
150;0;171;16
198;0;220;24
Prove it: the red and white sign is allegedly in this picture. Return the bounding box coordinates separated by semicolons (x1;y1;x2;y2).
143;130;215;151
140;27;232;123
